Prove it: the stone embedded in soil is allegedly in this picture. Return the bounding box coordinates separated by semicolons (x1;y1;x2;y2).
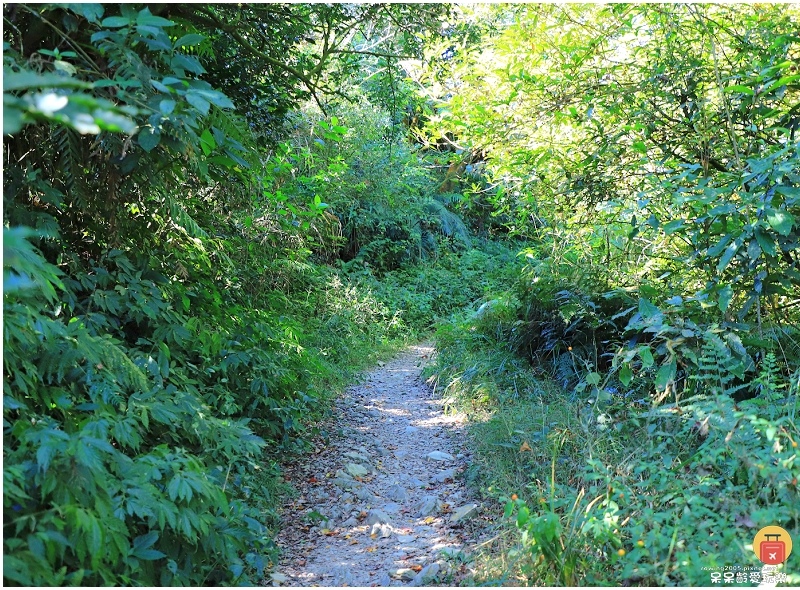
270;572;288;584
412;562;440;586
332;477;355;490
381;502;401;513
416;495;440;517
431;468;455;483
405;425;419;434
345;462;369;477
390;568;418;581
378;572;392;586
366;509;392;525
450;503;479;523
385;484;408;502
371;522;392;538
353;486;377;502
426;451;454;462
343;451;371;463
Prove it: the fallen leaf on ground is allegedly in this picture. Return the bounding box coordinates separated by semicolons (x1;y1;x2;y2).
520;441;532;452
411;565;423;572
366;546;377;552
320;528;338;536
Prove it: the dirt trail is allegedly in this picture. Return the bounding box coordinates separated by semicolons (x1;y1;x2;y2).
270;343;485;587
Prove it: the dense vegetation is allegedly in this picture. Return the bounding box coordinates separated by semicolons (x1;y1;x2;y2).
3;2;799;587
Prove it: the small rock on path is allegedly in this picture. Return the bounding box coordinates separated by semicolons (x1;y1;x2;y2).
271;343;482;586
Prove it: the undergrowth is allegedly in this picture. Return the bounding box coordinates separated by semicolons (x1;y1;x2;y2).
427;294;800;586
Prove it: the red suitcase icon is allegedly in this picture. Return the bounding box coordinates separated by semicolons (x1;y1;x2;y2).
760;534;786;565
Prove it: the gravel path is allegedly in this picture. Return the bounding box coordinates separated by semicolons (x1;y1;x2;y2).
270;343;483;587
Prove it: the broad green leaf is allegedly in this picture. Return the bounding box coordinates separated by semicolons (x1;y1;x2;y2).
774;186;800;199
662;219;684;234
766;209;795;236
101;16;131;28
172;54;206;75
517;504;529;527
136;9;174;28
135;548;167;560
586;371;601;386
619;365;633;387
3;102;23;134
655;359;678;391
639;346;654;369
185;92;210;115
159;99;176;115
754;228;777;256
718;284;734;312
707;233;733;258
638;297;661;320
174;34;206;49
138;127;161;152
723;85;754;95
3;69;91;91
716;241;740;273
199;128;216;155
190;89;234;110
65;3;104;23
761;74;800;95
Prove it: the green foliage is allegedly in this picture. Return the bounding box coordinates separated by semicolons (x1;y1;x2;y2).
429;318;800;586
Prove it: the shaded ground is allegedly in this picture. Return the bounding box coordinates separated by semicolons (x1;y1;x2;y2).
269;343;488;586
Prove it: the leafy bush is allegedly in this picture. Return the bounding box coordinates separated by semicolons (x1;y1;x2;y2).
428;304;800;586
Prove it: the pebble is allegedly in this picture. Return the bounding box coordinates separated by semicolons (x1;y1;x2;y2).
390;568;417;581
371;522;392;538
426;451;454;461
335;468;353;480
405;425;419;434
430;468;455;483
396;534;416;544
365;509;391;525
412;562;440;585
378;572;392;586
332;477;355;490
416;495;440;517
340;517;358;527
385;484;408;502
450;503;479;523
381;502;401;513
270;572;288;584
353;486;377;502
345;463;369;477
343;451;370;463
